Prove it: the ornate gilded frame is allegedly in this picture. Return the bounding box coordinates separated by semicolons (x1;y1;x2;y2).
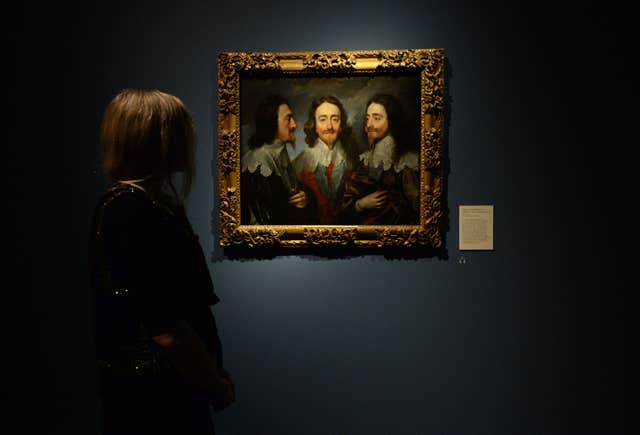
217;49;445;248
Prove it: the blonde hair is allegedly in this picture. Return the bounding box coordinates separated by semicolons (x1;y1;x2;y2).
100;89;195;198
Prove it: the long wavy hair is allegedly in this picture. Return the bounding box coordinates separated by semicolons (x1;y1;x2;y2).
364;93;415;162
248;94;289;149
100;89;195;199
303;95;359;165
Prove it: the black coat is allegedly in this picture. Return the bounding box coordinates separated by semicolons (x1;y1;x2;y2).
89;183;221;435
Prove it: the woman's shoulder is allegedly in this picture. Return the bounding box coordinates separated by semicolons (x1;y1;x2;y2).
97;184;161;229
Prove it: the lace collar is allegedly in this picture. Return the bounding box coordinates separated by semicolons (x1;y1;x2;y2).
241;140;289;177
297;139;347;172
359;135;419;172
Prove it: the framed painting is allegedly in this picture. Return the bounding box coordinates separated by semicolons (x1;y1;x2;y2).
217;48;445;248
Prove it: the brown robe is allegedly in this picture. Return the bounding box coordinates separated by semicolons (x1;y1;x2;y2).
341;156;420;225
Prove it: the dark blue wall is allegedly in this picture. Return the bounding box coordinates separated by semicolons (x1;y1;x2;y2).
15;1;629;434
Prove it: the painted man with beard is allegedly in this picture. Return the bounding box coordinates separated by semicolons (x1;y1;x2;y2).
341;93;420;224
293;95;358;224
241;95;313;224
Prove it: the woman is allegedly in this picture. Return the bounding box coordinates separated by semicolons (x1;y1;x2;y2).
90;89;234;435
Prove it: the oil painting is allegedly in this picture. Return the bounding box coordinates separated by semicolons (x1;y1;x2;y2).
217;49;445;248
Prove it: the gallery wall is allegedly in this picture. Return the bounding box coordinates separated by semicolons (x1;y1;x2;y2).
20;1;628;434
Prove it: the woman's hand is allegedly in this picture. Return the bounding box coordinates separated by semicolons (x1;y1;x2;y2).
211;370;235;412
155;321;235;412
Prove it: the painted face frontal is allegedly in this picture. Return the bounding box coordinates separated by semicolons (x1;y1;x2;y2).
365;102;390;145
315;102;341;147
276;104;296;144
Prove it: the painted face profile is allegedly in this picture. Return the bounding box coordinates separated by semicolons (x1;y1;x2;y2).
314;102;341;147
276;104;296;144
365;102;390;145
